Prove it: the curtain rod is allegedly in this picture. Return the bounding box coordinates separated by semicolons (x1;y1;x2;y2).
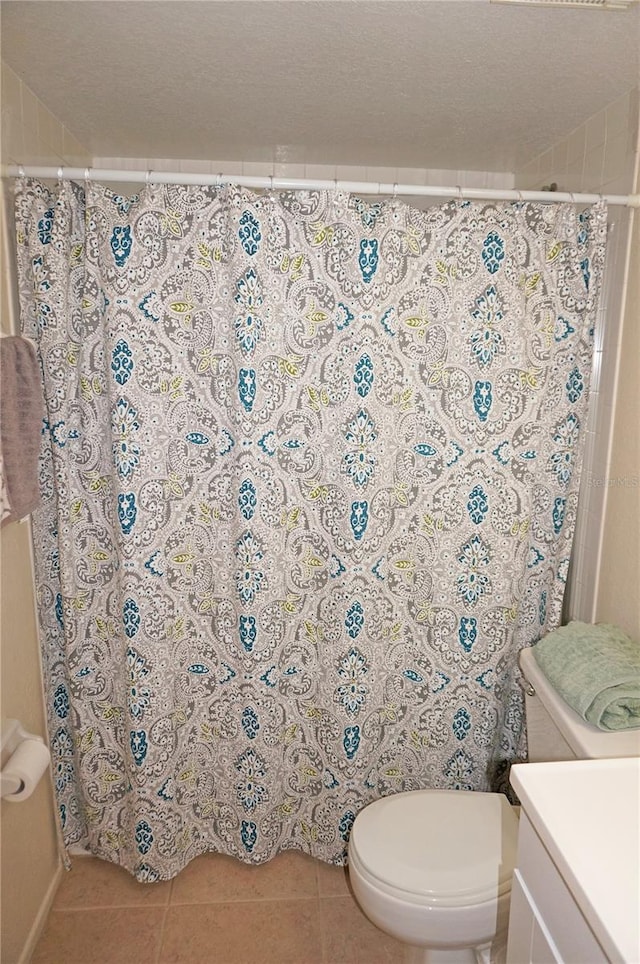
5;165;640;208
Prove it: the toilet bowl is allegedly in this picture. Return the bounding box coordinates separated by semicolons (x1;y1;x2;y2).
347;646;640;963
348;788;519;964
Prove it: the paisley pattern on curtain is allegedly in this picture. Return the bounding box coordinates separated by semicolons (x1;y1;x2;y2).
15;180;606;880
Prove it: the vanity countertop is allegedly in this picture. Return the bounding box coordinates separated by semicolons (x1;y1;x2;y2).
510;756;640;964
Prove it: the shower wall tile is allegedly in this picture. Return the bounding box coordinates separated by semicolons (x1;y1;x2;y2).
88;156;514;199
1;61;91;168
515;86;639;624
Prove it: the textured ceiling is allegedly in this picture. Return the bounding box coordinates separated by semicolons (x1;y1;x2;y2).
1;0;639;173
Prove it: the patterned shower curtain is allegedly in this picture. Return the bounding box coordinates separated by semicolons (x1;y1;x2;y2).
15;179;606;880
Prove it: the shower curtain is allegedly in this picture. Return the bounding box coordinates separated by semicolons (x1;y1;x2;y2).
15;179;606;880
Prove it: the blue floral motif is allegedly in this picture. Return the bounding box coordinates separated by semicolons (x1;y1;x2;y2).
110;226;132;267
555;315;575;342
452;707;471;741
136;863;160;882
432;671;451;693
127;646;150;718
458;616;477;652
238;616;258;653
186;432;209;445
473;381;493;422
55;592;64;628
118;492;137;535
527;547;544;569
414;443;436;457
336;303;354;331
130;729;148;766
144;550;163;576
581;258;591;291
481;231;505;274
158;778;174;800
457;535;491;605
470;285;504;367
258;431;275;456
238;368;257;413
339;810;356;841
475;671;493;690
235;268;264;356
139;291;161;323
358;239;378;284
242;706;260;741
467;485;488;524
111;339;134;386
241;820;258;853
112;397;140;480
37;208;54;245
260;666;276;688
235;748;268;812
123;598;140;638
343;725;360;760
445;748;475;789
552;497;566;535
60;804;67;829
344;601;364;639
336;647;368;716
188;664;209;674
238;210;262;255
218;428;235;455
354;355;374;398
566;366;584;403
51;726;74;792
539;590;547;625
135;820;153;855
53;683;70;719
549;413;580;485
354;198;383;229
380;307;396;336
350;501;369;542
330;555;346;578
238;478;257;521
403;669;423;682
235;532;265;604
342;409;377;487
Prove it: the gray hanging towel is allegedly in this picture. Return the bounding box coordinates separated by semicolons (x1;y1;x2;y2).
0;335;43;526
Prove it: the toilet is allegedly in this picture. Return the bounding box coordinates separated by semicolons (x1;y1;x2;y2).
347;645;640;964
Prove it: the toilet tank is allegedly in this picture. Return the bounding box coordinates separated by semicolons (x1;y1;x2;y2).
519;646;640;762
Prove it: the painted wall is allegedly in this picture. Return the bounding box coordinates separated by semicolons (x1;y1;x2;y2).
0;60;91;964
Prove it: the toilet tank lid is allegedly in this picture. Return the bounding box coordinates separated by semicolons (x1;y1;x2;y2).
519;647;640;759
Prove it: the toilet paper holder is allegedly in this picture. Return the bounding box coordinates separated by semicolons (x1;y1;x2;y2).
1;718;47;799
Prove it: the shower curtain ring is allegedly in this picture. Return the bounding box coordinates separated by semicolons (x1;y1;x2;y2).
269;176;274;191
456;185;463;202
57;167;64;181
216;173;222;189
392;183;398;198
145;170;152;187
17;165;25;179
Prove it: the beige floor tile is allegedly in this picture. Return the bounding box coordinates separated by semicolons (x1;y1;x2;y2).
171;849;319;904
316;860;352;897
319;895;405;964
31;907;165;964
53;855;172;908
159;898;323;963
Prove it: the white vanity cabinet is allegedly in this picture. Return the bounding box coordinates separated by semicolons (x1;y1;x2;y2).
506;757;640;964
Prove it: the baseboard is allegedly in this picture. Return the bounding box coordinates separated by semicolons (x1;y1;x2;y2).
18;858;63;964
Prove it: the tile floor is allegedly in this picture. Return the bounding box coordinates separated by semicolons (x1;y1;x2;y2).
31;851;405;963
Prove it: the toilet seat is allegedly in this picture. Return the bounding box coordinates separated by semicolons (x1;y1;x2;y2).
349;789;519;908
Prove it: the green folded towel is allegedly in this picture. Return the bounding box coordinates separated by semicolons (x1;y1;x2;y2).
532;621;640;731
